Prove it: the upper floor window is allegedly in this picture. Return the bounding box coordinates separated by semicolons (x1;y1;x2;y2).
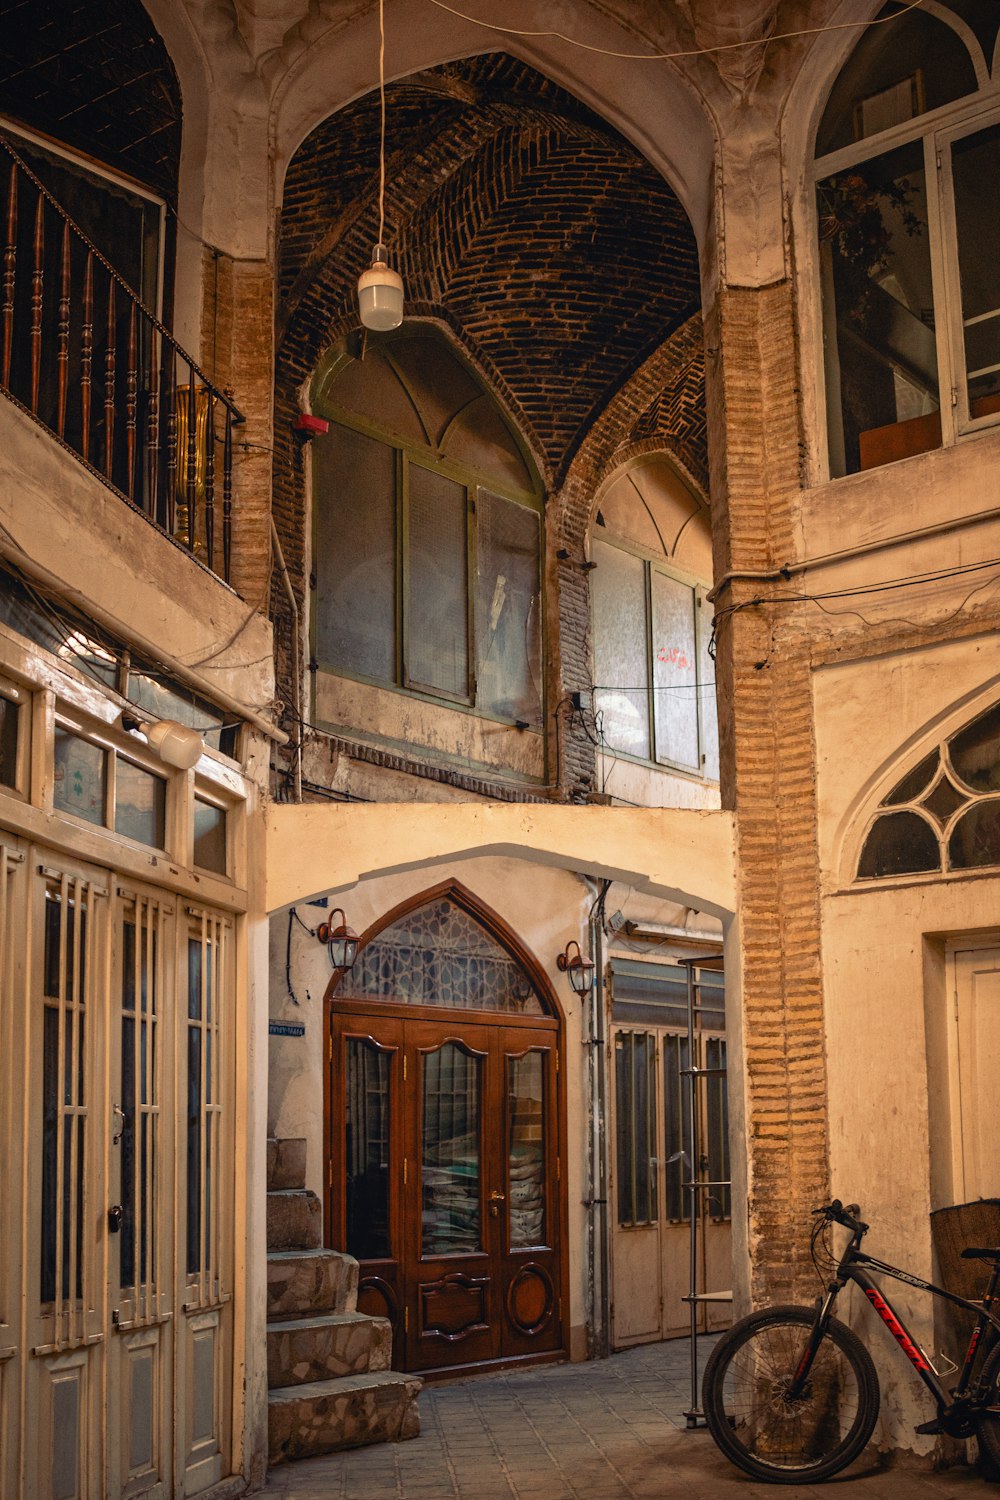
590;460;719;782
311;330;543;727
815;1;1000;476
857;700;1000;880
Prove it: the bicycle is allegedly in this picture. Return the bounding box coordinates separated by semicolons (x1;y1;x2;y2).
701;1199;1000;1483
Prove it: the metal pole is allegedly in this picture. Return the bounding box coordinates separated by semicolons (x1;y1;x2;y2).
685;959;701;1425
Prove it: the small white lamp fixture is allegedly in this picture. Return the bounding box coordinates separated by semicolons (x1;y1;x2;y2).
358;245;404;331
122;712;204;770
356;0;403;331
557;940;596;997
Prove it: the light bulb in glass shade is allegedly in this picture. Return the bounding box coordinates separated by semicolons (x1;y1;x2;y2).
357;244;404;331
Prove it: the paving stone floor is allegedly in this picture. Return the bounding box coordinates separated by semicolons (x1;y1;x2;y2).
260;1338;996;1499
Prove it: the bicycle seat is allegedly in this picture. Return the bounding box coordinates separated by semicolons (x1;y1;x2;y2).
960;1247;1000;1261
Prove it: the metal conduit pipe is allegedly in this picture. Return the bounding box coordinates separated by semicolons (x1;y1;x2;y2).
270;517;302;801
708;502;1000;601
587;879;612;1359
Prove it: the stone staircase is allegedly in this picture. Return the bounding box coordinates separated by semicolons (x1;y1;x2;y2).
266;1138;422;1466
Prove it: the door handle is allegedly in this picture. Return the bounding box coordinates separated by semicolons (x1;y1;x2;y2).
108;1205;124;1234
111;1104;125;1145
489;1190;506;1218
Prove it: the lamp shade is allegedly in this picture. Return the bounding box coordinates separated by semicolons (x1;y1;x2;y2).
557;940;596;996
358;246;404;331
145;718;204;770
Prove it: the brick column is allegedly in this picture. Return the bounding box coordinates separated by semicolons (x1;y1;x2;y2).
708;280;829;1302
200;249;275;607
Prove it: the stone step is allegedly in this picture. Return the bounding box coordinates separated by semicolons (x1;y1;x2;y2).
268;1371;421;1466
267;1248;359;1320
267;1137;307;1192
267;1189;322;1252
267;1312;391;1388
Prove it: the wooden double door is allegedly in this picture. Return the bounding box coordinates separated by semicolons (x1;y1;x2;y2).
328;1002;565;1376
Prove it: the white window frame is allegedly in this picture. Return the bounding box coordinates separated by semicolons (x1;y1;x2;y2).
810;45;1000;478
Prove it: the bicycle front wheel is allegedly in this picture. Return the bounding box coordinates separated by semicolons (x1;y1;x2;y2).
702;1304;880;1484
977;1335;1000;1470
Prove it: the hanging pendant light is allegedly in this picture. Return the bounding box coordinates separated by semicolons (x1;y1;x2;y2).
358;244;403;330
357;0;403;330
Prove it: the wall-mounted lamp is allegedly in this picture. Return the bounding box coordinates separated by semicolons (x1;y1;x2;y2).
317;908;360;970
557;940;595;997
122;712;204;770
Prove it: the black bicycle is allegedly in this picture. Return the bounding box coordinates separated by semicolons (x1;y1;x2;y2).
702;1199;1000;1483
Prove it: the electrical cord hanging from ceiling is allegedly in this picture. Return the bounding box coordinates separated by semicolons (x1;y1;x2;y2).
420;0;925;63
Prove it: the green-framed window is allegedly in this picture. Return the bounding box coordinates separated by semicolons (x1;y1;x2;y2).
591;536;718;780
310;329;544;728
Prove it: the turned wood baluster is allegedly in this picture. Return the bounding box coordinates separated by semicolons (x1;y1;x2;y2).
164;348;177;536
185;372;197;550
204;391;216;570
1;162;16;390
145;325;159;522
223;401;233;584
29;192;44;413
80;253;93;462
56;221;70;437
125;300;137;500
103;280;116;480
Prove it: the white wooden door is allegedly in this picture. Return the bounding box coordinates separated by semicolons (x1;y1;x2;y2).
610;1026;732;1348
23;856;109;1500
0;838;27;1500
107;884;176;1500
951;947;1000;1201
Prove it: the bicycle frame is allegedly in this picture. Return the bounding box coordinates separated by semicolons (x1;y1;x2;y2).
809;1231;1000;1417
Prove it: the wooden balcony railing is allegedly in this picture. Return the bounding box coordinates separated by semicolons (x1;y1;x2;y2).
0;137;243;584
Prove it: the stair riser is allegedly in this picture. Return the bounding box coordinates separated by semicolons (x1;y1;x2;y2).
267;1317;391;1387
266;1138;307;1192
267;1191;322;1251
267;1252;358;1319
268;1379;421;1465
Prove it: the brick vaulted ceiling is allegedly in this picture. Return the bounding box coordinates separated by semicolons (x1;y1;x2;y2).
278;54;705;489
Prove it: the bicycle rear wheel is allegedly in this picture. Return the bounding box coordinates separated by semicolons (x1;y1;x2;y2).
978;1337;1000;1470
702;1304;880;1484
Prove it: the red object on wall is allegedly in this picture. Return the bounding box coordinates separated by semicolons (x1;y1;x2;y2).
295;413;329;436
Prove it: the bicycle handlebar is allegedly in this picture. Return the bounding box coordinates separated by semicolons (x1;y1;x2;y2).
813;1199;869;1235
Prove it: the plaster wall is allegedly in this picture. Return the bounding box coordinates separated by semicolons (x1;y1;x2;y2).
814;632;1000;1450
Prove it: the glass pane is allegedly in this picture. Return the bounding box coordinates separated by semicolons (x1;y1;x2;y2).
345;1039;392;1260
323;346;428;445
615;1032;656;1226
664;1034;690;1223
920;775;968;827
651;570;700;770
313;424;396;682
115;759;165;847
385;337;480;449
953;123;1000;413
591;540;650;760
857;810;940;878
339;897;544;1013
193;799;226;874
508;1052;546;1248
421;1044;481;1256
445;398;533;493
40;889;87;1304
0;694;19;787
697;594;720;782
819;141;939;477
53;727;107;826
949;703;1000;793
882;749;938;804
949;800;1000;869
705;1037;731;1220
121;1012;137;1288
186;1016;202;1275
476;491;542;725
406;464;468;697
816;7;977;155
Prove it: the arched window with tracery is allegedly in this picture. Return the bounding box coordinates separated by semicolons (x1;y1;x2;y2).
857;701;1000;879
814;0;1000;476
310;329;543;728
